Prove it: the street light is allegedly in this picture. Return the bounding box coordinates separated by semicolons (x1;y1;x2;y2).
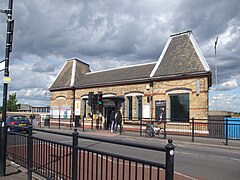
0;0;14;176
214;36;218;110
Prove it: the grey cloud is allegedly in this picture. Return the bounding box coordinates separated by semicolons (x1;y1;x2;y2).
0;0;239;107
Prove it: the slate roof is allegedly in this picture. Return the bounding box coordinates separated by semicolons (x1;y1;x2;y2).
151;31;210;79
75;62;156;88
49;60;73;90
49;31;211;91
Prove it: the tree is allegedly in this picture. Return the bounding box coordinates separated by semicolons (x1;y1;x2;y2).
7;92;19;112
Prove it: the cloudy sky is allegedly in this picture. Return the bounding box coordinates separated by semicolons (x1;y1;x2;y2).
0;0;239;112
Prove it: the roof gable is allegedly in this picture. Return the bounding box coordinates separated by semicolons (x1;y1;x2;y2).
151;31;210;78
49;60;73;90
49;59;90;90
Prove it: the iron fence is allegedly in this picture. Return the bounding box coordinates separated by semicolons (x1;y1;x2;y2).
123;117;240;145
38;115;240;146
7;125;175;180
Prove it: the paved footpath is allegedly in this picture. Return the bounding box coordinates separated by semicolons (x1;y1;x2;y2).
0;161;27;180
2;127;239;180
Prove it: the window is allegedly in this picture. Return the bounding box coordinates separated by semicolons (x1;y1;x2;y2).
127;96;132;120
170;93;189;122
136;96;142;120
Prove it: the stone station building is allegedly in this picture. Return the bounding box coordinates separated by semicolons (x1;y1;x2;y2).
49;31;212;130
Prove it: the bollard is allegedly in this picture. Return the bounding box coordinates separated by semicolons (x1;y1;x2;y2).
72;129;79;180
165;139;175;180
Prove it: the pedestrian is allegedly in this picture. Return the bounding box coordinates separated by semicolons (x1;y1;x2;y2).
30;114;35;126
109;110;115;132
115;111;122;133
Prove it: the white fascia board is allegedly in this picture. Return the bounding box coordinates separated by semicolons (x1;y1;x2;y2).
125;92;144;97
0;60;5;71
149;37;172;77
70;59;76;86
87;62;156;75
189;33;211;72
48;61;68;89
103;93;116;98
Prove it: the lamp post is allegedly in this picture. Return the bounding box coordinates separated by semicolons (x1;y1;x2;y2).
0;0;14;176
214;36;218;110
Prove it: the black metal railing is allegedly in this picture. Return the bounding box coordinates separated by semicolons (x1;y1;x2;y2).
7;125;175;180
122;117;240;145
38;115;240;145
39;115;74;130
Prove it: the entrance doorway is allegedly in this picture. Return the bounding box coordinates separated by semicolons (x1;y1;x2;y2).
105;107;115;129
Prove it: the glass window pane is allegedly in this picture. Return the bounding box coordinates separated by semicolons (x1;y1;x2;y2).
127;96;132;120
170;94;189;122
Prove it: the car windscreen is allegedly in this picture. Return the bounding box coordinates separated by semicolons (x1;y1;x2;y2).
13;116;28;121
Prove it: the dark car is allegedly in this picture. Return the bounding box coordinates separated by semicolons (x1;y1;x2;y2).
6;115;31;133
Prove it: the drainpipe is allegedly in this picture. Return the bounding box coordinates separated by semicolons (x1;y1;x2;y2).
72;87;75;128
150;80;154;121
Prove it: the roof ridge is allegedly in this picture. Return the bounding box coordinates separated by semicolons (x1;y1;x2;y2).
87;61;156;75
70;59;76;86
170;30;192;37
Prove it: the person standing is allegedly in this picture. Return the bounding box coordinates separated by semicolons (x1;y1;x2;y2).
109;110;115;132
115;111;122;133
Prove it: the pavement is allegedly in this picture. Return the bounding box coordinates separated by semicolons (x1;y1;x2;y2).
1;126;240;179
0;161;27;180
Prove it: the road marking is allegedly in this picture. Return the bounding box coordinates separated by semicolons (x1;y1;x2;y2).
177;151;240;162
175;172;198;180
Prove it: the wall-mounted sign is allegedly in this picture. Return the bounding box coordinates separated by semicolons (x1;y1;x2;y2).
75;100;81;115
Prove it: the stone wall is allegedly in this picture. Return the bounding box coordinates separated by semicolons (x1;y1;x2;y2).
50;75;209;122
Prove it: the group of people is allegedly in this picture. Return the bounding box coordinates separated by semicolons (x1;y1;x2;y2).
109;110;122;133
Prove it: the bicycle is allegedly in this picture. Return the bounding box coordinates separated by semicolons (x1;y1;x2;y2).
145;122;164;138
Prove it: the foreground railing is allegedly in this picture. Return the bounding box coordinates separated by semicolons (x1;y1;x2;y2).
7;126;175;180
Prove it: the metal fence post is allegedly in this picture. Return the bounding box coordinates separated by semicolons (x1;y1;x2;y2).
225;117;228;146
27;125;33;180
140;118;142;136
0;125;7;176
165;139;175;180
59;114;61;129
164;118;167;139
83;118;85;132
192;117;195;142
72;129;79;180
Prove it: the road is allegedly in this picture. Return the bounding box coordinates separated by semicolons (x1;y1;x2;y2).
7;130;240;180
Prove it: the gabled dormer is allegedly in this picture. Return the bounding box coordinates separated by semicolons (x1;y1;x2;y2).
150;30;211;83
49;58;90;91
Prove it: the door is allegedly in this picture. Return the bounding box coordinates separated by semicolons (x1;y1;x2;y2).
105;107;115;129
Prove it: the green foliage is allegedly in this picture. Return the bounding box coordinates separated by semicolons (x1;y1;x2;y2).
234;112;240;116
7;92;19;112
